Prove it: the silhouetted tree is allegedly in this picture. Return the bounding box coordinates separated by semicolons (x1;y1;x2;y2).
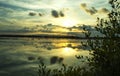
82;0;120;76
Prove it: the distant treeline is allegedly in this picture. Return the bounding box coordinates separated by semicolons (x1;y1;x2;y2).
0;34;119;39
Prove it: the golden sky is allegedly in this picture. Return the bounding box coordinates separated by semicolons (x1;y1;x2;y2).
0;0;111;33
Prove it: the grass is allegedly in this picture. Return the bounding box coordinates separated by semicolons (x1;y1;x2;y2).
37;61;94;76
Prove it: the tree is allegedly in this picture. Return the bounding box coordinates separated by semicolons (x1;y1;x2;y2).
82;0;120;76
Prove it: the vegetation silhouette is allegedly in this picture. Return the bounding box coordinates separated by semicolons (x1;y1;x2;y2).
81;0;120;76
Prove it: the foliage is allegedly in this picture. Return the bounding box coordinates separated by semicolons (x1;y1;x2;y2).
38;62;93;76
82;0;120;76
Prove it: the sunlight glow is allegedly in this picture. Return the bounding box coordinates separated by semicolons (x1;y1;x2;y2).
62;47;77;56
52;28;70;32
62;19;76;27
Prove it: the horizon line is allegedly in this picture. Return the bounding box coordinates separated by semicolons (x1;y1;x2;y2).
0;34;119;39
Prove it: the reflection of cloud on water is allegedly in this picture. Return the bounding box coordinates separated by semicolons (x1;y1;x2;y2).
0;38;90;75
50;56;64;64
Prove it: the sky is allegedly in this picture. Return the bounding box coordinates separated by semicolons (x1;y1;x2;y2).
0;0;111;33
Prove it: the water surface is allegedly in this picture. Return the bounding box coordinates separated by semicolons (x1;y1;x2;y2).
0;37;89;76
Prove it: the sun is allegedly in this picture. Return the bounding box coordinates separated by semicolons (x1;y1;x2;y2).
62;19;76;27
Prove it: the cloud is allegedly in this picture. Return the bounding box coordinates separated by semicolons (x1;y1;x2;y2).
0;0;111;31
80;3;97;15
0;7;14;13
98;8;109;13
51;10;59;18
51;10;65;18
81;3;87;8
39;13;44;16
59;11;64;17
29;12;36;16
85;7;97;15
80;3;109;15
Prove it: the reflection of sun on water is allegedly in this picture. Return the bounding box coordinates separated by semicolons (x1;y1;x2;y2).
62;47;77;56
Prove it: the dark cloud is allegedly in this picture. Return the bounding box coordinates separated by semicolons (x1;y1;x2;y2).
59;11;64;17
51;10;65;18
85;7;97;15
85;9;96;15
29;12;36;16
29;11;45;17
51;10;59;18
80;3;97;15
81;3;87;8
38;13;43;16
91;7;97;12
80;3;109;15
38;13;45;16
99;8;109;13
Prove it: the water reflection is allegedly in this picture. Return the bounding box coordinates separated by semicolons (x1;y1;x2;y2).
62;47;77;56
0;38;89;76
50;56;64;64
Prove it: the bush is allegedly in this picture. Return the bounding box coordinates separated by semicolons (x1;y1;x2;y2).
83;0;120;76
